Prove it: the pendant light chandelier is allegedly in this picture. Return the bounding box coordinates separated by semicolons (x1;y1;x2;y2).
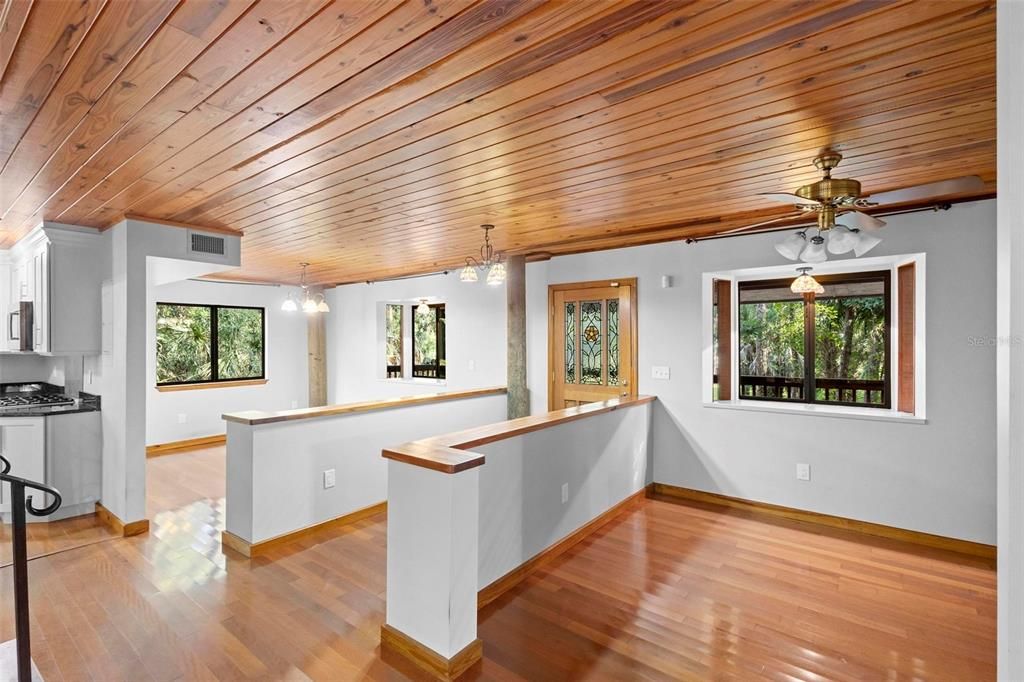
460;224;506;286
281;262;330;314
790;267;824;295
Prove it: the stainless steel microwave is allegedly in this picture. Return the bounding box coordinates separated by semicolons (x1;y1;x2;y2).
9;301;33;351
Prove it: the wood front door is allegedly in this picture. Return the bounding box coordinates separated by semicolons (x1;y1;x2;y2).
549;279;637;410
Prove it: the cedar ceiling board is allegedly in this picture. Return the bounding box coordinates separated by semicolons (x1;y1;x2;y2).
170;0;636;223
0;0;995;284
119;0;488;216
148;0;672;219
0;0;106;169
235;49;995;242
199;0;988;232
222;11;994;234
169;0;827;224
0;0;33;82
0;0;180;226
1;0;259;232
238;103;995;250
38;0;341;220
72;0;476;225
50;0;399;223
235;80;995;242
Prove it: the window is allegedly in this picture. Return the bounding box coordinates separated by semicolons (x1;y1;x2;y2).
412;303;445;379
385;304;403;378
156;303;265;386
736;271;890;408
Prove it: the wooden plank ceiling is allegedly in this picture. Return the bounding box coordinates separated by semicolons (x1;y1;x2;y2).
0;0;995;284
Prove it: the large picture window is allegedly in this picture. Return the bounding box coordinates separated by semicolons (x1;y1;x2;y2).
737;271;890;408
412;303;446;379
156;303;265;386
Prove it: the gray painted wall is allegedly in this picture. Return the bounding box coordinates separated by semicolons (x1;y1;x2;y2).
527;200;996;544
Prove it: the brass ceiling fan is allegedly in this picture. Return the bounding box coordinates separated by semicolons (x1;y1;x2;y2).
723;152;984;263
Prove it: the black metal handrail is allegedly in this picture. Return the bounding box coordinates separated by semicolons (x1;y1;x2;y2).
1;454;62;682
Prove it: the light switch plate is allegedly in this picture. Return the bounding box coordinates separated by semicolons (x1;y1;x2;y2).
323;469;336;489
651;366;671;380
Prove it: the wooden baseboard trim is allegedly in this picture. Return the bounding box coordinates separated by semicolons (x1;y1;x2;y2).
221;501;387;558
477;487;647;609
95;502;149;537
648;483;996;562
380;624;481;680
146;434;226;457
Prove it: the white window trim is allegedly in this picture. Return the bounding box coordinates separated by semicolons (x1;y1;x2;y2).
376;299;447;385
701;253;926;423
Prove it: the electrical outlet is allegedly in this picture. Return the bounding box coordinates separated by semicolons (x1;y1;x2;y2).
468;359;476;371
561;483;569;504
177;413;187;424
651;365;671;380
290;400;298;409
796;463;811;481
323;469;336;489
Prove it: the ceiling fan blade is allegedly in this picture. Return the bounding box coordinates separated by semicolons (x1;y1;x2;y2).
720;213;807;235
866;176;985;206
758;192;821;206
836;210;886;231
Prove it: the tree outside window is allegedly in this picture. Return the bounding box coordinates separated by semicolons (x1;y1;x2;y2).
156;303;265;385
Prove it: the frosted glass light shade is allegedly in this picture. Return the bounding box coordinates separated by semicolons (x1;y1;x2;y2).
826;226;857;254
460;264;478;282
800;235;827;263
486;261;506;286
316;299;330;313
774;232;806;260
281;297;298;312
853;230;882;257
302;296;318;314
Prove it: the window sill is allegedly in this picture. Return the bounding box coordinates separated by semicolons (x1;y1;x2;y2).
379;377;447;386
704;399;926;424
156;379;268;392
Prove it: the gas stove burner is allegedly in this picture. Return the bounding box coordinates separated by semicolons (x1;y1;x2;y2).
0;393;74;410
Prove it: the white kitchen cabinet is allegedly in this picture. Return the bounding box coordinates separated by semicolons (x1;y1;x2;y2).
5;224;102;354
0;418;46;514
0;412;100;522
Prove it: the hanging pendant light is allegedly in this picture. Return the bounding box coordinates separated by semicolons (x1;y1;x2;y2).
460;224;505;285
416;298;431;315
791;267;825;294
282;263;329;314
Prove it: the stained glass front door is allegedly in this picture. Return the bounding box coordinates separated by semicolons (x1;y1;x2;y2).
550;281;635;410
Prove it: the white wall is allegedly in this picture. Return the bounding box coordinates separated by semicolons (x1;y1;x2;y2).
996;0;1023;676
225;391;507;544
146;278;308;445
326;270;506;403
476;401;651;588
524;200;996;544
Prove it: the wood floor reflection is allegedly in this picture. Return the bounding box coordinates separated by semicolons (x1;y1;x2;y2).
0;448;996;680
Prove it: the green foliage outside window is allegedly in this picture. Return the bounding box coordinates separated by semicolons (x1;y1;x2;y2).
156;303;264;385
385;304;403;368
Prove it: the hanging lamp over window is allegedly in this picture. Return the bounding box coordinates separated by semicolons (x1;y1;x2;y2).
790;267;825;295
281;262;330;314
460;224;506;285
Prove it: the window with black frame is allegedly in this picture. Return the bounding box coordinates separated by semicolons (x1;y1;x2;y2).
737;271;890;408
156;303;265;386
412;303;446;379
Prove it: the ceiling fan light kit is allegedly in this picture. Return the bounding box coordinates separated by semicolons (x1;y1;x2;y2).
741;152;983;265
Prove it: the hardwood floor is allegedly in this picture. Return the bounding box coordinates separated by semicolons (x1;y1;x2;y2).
1;460;995;680
146;444;226;517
